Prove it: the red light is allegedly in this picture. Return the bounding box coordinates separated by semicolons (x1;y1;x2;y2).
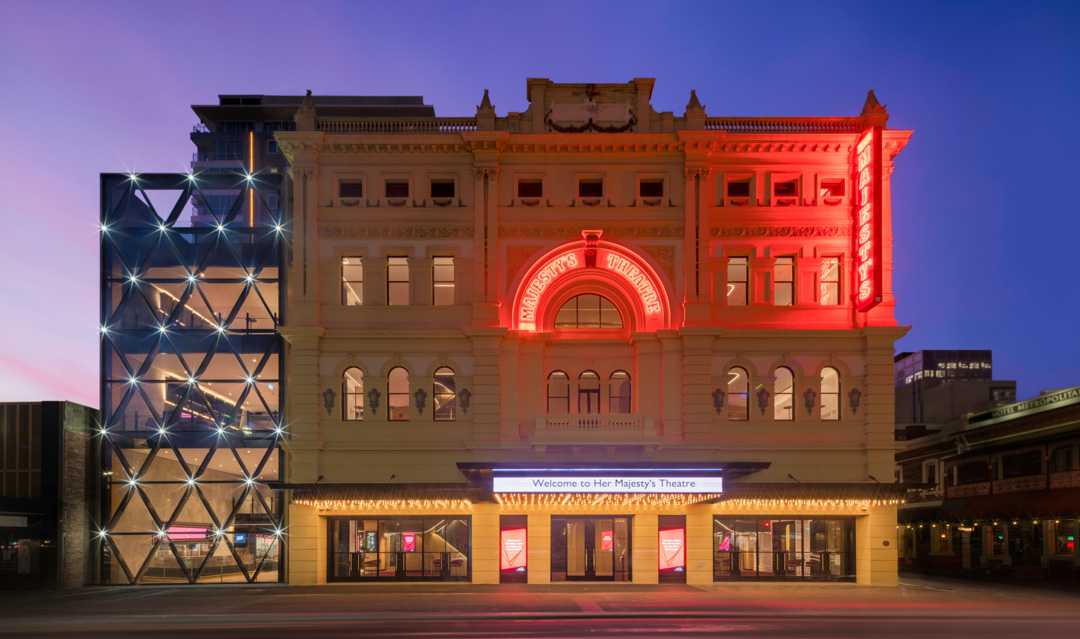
402;532;417;552
600;530;614;552
659;528;685;571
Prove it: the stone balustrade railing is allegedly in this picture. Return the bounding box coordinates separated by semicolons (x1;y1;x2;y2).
704;117;862;133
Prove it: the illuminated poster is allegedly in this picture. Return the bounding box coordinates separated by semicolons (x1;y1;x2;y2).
402;532;417;552
500;528;527;572
853;126;883;312
659;528;685;572
600;530;614;552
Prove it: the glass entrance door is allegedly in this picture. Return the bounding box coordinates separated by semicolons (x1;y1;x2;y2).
552;516;630;581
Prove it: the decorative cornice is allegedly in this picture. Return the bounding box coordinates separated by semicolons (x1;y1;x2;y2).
499;223;683;239
711;225;850;238
319;223;474;239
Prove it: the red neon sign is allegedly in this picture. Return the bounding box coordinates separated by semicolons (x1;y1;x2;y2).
854;127;883;312
658;527;685;572
500;527;527;571
513;238;669;332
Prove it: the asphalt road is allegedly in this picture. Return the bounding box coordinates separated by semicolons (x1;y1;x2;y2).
2;578;1078;638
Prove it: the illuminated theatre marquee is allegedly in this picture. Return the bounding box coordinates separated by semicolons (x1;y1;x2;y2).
492;475;724;494
516;241;666;331
854;127;883;312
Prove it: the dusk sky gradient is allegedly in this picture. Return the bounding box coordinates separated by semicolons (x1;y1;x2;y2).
1;0;1078;407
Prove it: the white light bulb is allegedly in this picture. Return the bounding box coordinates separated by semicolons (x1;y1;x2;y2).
215;425;227;437
215;223;226;233
157;222;169;233
186;172;197;182
244;376;255;385
126;476;139;488
127;172;139;182
186;272;198;284
99;222;111;234
185;476;197;487
273;222;284;234
157;324;169;335
157;425;168;437
215;323;227;335
100;325;110;336
244;273;255;284
186;376;197;385
156;528;168;539
97;529;109;540
127;273;140;285
127;376;138;386
272;527;284;538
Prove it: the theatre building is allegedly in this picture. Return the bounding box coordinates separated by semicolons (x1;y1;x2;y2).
97;78;910;586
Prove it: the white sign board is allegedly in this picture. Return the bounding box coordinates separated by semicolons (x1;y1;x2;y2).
492;475;723;494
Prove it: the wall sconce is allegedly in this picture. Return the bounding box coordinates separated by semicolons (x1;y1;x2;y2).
755;386;770;416
414;387;428;414
849;387;863;415
802;388;817;416
367;387;381;414
711;388;725;414
459;388;472;414
322;388;335;416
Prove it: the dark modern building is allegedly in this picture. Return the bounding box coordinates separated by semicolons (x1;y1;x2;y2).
1;402;97;588
894;350;1016;441
897;386;1080;582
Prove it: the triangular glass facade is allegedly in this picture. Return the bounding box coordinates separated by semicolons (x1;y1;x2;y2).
98;172;286;584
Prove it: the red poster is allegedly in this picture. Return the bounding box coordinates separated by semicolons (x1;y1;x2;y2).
500;528;527;571
600;530;614;552
659;528;685;571
402;532;417;552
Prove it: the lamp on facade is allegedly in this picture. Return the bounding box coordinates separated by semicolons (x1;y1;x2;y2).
459;388;472;415
803;388;817;416
322;388;335;416
755;386;770;416
367;388;381;414
711;388;725;414
414;387;427;414
848;387;863;414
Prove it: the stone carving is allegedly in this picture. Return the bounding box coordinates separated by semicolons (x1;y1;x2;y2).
712;225;850;239
319;224;474;239
499;224;683;239
756;387;770;416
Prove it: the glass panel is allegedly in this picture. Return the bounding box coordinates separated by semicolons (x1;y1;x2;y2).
388;368;410;421
341;257;363;306
774;367;793;421
727;367;749;421
821;367;840;420
343;368;364;421
726;257;748;306
433;367;456;422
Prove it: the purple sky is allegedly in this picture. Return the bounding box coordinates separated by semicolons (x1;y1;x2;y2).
1;1;1078;407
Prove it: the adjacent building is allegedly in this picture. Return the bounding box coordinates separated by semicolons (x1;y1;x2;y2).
98;77;912;586
1;402;97;588
897;386;1080;582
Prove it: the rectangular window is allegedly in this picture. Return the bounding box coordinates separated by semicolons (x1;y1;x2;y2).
999;450;1042;479
1050;446;1075;473
714;517;854;581
432;257;455;306
517;179;543;198
430;179;455;199
818;178;845;205
1052;520;1078;556
329;517;471;581
726;257;748;306
955;460;991;485
339;181;363;199
385;180;409;199
923;461;938;487
341;257;363;306
773;177;799;206
578;178;603;198
387;257;410;306
267;138;279;155
726;178;751;205
639;179;664;198
819;257;840;305
773;256;794;306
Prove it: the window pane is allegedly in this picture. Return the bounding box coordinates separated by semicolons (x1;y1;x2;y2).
387;257;409;306
388;368;409;421
517;180;543;198
343;368;364;420
639;179;663;198
385;181;409;198
433;367;456;422
554;294;622;329
430;180;455;198
726;258;748;306
433;257;455;306
578;179;603;198
774;368;793;421
727;367;749;421
774;257;794;306
339;181;363;198
341;257;363;306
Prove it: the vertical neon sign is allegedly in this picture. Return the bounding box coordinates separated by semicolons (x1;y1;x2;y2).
854;127;883;312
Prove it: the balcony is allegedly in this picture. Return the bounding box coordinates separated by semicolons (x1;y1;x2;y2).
530;414;659;446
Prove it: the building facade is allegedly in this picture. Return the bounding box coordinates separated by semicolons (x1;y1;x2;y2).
894;350;1016;438
274;78;910;586
1;402;97;588
897;386;1080;583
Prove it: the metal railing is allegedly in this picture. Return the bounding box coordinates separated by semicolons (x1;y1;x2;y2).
317;117;478;134
704;117;862;133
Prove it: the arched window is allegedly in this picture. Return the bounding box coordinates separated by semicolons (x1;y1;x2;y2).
774;367;794;421
609;370;631;413
578;370;601;414
554;294;622;329
547;371;569;416
433;367;456;422
821;367;841;421
727;367;749;421
388;367;410;421
342;367;364;421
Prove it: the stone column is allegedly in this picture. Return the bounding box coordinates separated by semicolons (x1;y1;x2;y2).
681;335;713;441
469;333;502;444
471;503;500;584
632;513;659;584
855;504;899;586
527;513;551;584
685;504;712;585
282;327;325;484
288;502;320;585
